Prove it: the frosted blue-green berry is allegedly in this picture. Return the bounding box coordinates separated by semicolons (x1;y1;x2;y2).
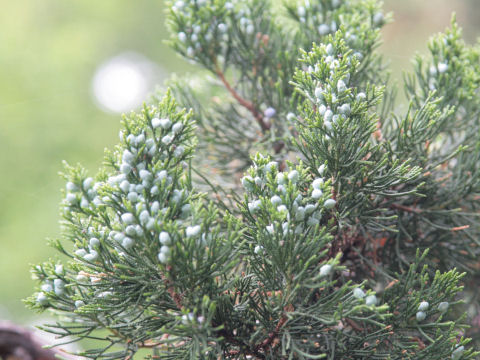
266;224;274;234
254;176;263;187
438;301;449;312
135;133;145;145
151;117;162;128
162;134;173;145
76;274;87;282
416;311;426;321
83;177;94;190
326;43;334;55
248;200;262;213
122;237;134;249
337;79;347;93
437;62;448;73
312;189;323;199
135;224;144;236
324;199;336;209
66;193;78;204
89;238;100;248
75;300;85;308
120;180;131;193
318;24;329;35
174;146;185;157
36;292;48;305
139;169;152;181
315;87;323;99
41;283;53;293
319;264;332;277
339;103;351;115
54;279;65;295
159;231;171;245
276;173;286;185
186;225;201;238
171;189;183;203
353;288;365;299
286;113;296;122
55;264;63;275
271;195;282;206
120;163;132;174
139;210;151;224
297;5;306;17
288;170;299;183
112;231;125;243
265;161;278;173
451;346;465;360
331;20;337;32
356;92;366;101
158;252;168;264
317;164;326;176
373;12;384;25
365;295;377;306
159;118;172;129
121;213;135;224
151;201;160;213
295;207;305;220
312;178;323;189
178;32;187;42
75;248;87;257
264;107;276;118
172;122;183;134
126;225;136;236
418;301;429;312
324;109;333;122
126;134;135;145
160;246;170;256
66;181;77;192
218;23;228;33
157;170;168;181
181;203;191;214
84;250;98;262
304;204;316;214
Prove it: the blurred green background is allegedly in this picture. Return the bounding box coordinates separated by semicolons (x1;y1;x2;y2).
0;0;478;342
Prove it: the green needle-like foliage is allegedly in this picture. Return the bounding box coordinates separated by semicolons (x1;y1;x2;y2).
27;0;480;359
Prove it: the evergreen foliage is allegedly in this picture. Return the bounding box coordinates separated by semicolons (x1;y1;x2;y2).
27;0;480;358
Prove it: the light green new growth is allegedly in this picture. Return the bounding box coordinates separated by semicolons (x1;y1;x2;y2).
27;0;480;359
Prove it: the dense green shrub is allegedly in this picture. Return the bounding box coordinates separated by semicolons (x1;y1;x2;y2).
28;1;480;358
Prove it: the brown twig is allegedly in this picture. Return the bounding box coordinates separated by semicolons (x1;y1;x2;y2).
390;203;422;214
254;314;288;353
345;318;364;332
214;66;270;132
162;267;184;310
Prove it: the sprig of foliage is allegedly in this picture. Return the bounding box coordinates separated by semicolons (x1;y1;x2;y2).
27;0;480;358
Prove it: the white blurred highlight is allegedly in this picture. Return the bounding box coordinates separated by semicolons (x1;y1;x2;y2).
92;52;163;113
